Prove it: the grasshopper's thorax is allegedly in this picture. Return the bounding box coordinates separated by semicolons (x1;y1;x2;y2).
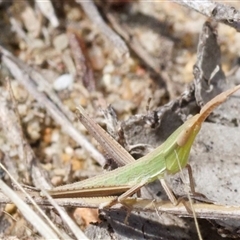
163;115;202;175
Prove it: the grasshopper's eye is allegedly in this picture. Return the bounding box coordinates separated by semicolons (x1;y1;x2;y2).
176;115;199;147
176;126;191;147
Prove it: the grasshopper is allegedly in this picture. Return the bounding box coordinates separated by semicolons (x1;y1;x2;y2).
47;85;240;207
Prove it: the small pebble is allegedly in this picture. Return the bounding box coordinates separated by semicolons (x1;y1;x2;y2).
62;153;71;163
53;74;73;91
5;204;16;214
43;128;52;144
88;45;105;70
27;120;41;140
17;104;27;116
65;146;74;155
53;168;66;176
42;163;52;171
51;176;63;186
53;34;69;51
73;208;99;226
51;129;60;142
103;63;115;74
71;158;84;171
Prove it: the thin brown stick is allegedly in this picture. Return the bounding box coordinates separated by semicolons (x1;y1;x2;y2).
105;12;161;75
67;30;96;91
77;0;129;59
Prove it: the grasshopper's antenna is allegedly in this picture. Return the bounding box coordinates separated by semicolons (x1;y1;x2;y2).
174;150;203;240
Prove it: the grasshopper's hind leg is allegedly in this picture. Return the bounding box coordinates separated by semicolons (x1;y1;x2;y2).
100;183;145;224
118;183;145;224
100;183;144;209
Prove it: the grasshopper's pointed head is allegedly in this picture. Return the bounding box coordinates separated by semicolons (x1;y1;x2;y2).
176;84;240;147
165;85;240;174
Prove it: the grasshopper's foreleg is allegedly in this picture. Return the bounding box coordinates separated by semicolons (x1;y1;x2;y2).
159;178;178;205
159;177;196;211
159;165;212;214
186;164;196;195
159;177;196;214
186;164;213;203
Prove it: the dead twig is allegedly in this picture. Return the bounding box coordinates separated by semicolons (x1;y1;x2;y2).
67;30;96;91
0;83;88;239
0;190;239;220
101;9;168;88
106;12;161;74
0;83;31;181
172;0;240;31
77;0;129;59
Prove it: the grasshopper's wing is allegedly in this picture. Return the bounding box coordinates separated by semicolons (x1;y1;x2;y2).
48;185;131;198
77;106;135;166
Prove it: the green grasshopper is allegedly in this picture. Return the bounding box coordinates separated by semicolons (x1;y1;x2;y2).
47;85;240;207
